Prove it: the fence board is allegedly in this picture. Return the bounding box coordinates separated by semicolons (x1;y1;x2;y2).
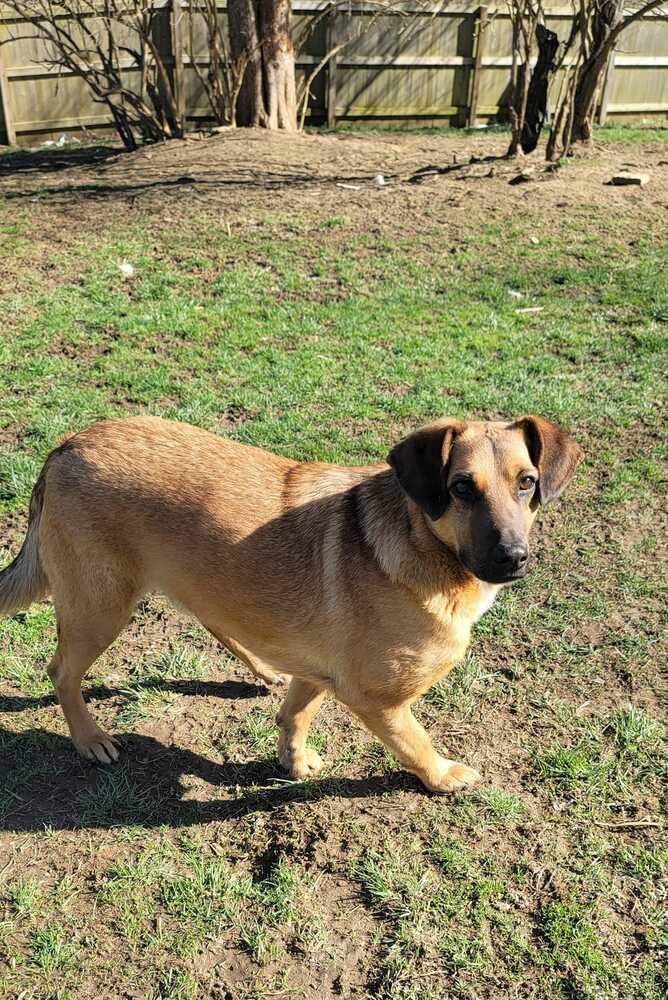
0;36;15;144
598;50;616;126
466;5;488;128
327;12;338;128
170;0;187;134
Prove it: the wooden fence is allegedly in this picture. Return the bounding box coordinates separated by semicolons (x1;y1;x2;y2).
1;2;667;146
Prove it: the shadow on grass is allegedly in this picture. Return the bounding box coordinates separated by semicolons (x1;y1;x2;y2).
0;678;265;713
0;724;414;833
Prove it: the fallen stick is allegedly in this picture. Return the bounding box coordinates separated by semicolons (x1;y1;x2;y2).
593;817;660;830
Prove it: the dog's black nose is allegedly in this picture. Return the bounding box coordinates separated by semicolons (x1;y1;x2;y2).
492;541;529;569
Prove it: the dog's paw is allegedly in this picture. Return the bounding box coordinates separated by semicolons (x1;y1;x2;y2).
73;729;121;765
280;746;324;780
255;669;288;688
267;672;289;687
424;760;481;794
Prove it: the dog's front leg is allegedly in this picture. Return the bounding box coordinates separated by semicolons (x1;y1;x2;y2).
348;699;480;793
276;678;327;779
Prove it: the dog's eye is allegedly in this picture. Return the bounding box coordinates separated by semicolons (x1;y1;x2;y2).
451;480;474;499
518;475;536;492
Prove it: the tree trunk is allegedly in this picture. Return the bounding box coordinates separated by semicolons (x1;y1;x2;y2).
259;0;297;130
569;0;622;144
228;0;268;126
227;0;297;130
507;63;527;156
570;50;611;142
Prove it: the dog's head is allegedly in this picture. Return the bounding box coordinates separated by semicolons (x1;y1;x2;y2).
388;416;583;584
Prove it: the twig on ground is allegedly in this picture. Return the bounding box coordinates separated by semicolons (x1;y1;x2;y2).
593;816;660;830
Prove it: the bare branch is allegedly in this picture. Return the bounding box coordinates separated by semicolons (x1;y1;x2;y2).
1;0;184;148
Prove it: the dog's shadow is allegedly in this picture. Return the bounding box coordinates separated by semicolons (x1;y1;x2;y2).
0;677;265;713
1;679;414;833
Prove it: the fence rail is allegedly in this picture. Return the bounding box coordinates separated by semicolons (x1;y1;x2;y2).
1;2;667;146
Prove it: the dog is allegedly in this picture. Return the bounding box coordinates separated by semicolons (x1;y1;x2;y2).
0;415;582;792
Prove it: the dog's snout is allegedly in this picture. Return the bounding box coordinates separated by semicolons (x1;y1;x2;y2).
492;540;529;569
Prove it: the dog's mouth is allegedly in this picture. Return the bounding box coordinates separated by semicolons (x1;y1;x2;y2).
462;556;530;586
487;565;529;585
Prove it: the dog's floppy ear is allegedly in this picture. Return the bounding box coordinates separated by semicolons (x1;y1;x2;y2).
514;415;583;505
388;419;465;521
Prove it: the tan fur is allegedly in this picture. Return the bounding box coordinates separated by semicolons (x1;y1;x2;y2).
0;414;581;791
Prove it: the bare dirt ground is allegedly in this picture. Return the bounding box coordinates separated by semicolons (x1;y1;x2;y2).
2;127;667;238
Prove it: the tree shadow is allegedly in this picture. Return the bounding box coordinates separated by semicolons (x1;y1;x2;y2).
0;155;510;202
0;724;415;834
0;144;124;177
0;171;387;201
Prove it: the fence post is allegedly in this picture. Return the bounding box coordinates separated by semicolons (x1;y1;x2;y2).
327;11;338;129
0;37;16;146
597;49;616;125
466;5;488;128
170;0;186;135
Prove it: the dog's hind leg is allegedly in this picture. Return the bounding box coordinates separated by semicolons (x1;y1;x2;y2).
47;585;137;764
276;678;326;779
208;631;287;687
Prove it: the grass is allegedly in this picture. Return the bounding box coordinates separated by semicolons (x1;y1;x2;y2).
540;896;614;988
110;638;214;727
354;838;531;995
8;878;42;916
532;706;666;812
98;841;306;967
329;122;668;143
0;127;666;999
476;787;525;825
29;927;76;974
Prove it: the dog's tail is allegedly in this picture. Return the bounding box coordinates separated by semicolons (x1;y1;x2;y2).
0;451;56;616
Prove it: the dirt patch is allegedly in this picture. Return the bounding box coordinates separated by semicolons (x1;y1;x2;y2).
2;129;667;242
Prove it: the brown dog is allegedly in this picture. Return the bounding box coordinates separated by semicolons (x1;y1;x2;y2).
0;415;582;792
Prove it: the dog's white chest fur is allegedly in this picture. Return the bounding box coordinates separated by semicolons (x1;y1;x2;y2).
470;583;500;623
425;581;500;629
417;582;500;685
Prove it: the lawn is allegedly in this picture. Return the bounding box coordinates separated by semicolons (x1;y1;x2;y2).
0;127;666;1000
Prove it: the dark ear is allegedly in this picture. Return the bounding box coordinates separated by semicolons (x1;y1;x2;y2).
514;415;583;505
387;419;465;520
